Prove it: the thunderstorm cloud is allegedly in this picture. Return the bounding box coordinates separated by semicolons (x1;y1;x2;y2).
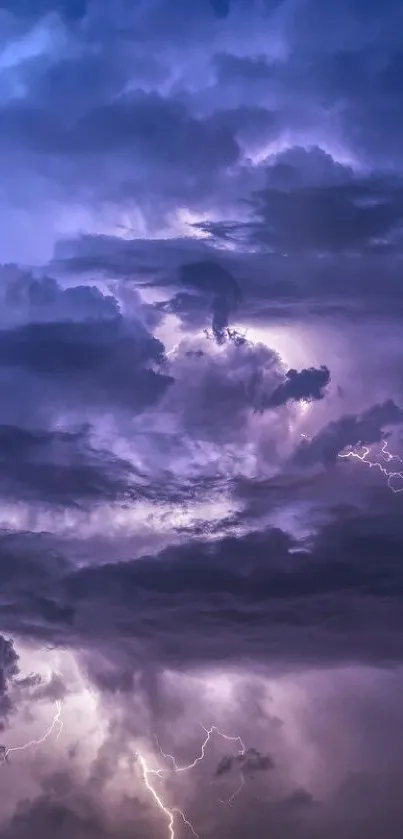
1;2;403;838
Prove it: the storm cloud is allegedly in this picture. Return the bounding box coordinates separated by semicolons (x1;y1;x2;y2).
295;399;403;466
1;2;403;838
0;636;19;729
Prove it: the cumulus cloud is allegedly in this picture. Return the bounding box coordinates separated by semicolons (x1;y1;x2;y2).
0;267;119;326
0;270;173;429
165;333;330;451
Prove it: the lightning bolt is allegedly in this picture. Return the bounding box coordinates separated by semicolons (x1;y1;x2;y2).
155;725;247;806
136;752;199;839
155;724;246;773
218;775;245;806
1;701;63;764
136;725;248;838
338;439;403;493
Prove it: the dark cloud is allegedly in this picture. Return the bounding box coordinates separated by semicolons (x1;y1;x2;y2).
2;509;403;668
295;399;403;466
274;787;316;813
215;747;275;777
0;318;172;414
54;229;403;320
179;261;241;342
261;365;330;409
0;270;172;409
0;93;240;214
157;291;210;332
203;170;403;255
241;747;275;774
53;235;212;282
254;178;403;254
0;268;119;326
0;636;19;729
215;754;234;777
0;425;142;506
22;93;237;169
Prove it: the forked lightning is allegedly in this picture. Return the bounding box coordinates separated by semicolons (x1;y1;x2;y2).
338;439;403;493
0;692;247;839
0;701;63;764
137;724;247;839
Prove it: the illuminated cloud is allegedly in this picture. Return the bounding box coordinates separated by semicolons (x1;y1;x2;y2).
1;2;403;837
295;399;403;466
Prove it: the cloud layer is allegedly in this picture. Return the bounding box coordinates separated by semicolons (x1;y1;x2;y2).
1;2;403;838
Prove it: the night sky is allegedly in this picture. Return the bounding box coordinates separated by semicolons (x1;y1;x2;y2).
1;1;403;837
